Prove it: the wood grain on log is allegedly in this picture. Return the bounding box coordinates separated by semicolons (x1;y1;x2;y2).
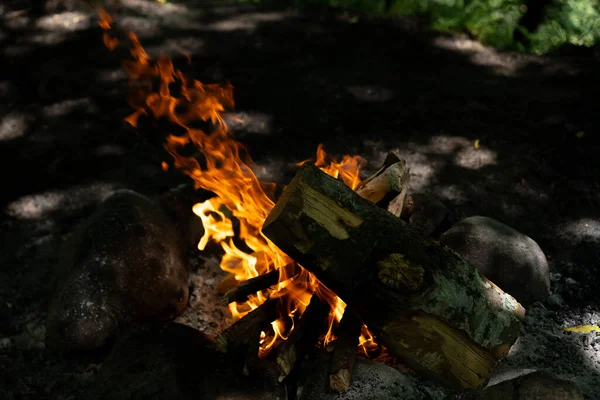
262;163;524;389
354;151;410;217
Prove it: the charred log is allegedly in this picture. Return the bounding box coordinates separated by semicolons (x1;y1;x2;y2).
274;295;329;382
217;298;280;354
329;310;363;393
223;263;301;305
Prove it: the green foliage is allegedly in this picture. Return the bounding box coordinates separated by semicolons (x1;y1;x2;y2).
256;0;600;54
386;0;600;53
529;0;600;54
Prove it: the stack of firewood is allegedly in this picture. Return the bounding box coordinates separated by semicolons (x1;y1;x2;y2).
217;151;525;393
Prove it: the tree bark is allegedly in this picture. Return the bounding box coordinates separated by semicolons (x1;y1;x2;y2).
262;163;525;389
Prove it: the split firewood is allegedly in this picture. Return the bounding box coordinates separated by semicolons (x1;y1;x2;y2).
274;295;329;382
217;297;280;354
329;309;363;393
217;250;273;294
216;273;239;295
262;163;525;389
223;263;301;305
354;151;410;216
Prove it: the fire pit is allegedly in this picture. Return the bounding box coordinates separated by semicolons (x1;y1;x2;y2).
8;3;587;399
50;8;528;395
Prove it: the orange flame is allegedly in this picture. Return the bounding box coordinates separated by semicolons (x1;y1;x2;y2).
298;143;366;190
97;7;118;51
97;9;377;356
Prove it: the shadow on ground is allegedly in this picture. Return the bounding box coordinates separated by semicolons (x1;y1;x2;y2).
0;0;599;398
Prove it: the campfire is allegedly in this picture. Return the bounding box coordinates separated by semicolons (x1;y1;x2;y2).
95;8;525;393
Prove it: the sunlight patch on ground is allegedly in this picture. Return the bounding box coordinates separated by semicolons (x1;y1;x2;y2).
0;112;34;142
35;12;91;31
454;146;497;169
1;12;30;29
25;31;69;45
42;98;99;118
206;11;297;32
413;135;497;170
250;159;288;184
431;36;539;76
119;16;162;39
5;183;120;220
120;0;191;17
362;134;497;195
558;219;600;241
224;111;273;136
142;37;206;59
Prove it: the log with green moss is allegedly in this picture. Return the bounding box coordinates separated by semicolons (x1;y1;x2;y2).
261;163;525;390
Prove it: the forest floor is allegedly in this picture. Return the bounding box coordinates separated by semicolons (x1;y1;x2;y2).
1;0;599;398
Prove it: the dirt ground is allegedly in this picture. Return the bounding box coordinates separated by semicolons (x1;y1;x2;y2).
1;0;599;398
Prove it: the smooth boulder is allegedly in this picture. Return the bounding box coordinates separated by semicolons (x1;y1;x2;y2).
453;370;583;400
46;190;190;353
440;216;550;306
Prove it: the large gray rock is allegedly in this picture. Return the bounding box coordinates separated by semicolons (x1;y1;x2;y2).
297;353;446;400
46;190;190;354
453;370;583;400
439;216;550;306
86;323;286;400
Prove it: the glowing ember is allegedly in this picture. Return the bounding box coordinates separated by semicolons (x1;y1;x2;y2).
97;9;377;356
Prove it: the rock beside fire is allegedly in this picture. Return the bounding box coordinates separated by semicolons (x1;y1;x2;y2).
46;190;190;354
439;216;550;306
400;193;450;238
297;353;447;400
86;322;286;400
452;370;583;400
157;184;208;249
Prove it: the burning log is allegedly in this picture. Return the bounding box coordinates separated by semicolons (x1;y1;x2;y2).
329;310;363;393
223;263;301;305
274;295;329;382
354;151;410;217
217;298;280;354
262;163;525;389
